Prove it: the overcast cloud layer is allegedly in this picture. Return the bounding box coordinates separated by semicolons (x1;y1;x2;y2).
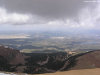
0;0;90;19
0;0;100;31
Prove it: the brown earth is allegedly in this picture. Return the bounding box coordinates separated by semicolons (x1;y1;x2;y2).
70;51;100;70
38;68;100;75
0;46;27;65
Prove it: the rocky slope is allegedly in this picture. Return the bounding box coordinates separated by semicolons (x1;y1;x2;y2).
0;45;100;74
0;46;69;74
0;45;27;72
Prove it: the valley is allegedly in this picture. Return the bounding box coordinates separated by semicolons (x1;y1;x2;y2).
0;32;100;53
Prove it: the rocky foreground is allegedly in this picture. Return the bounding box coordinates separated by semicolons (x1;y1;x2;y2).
0;45;100;74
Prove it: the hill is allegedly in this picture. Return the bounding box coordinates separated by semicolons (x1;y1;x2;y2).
0;45;27;72
69;51;100;70
0;46;69;74
0;45;100;74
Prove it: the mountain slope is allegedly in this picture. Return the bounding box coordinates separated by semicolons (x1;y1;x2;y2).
0;46;69;74
70;51;100;70
0;45;100;74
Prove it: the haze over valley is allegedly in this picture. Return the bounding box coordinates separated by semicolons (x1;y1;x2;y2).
0;31;100;53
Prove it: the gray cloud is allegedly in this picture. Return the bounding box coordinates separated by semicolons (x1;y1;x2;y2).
0;0;99;31
0;0;90;19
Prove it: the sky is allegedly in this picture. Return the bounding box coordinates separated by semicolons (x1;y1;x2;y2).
0;0;100;32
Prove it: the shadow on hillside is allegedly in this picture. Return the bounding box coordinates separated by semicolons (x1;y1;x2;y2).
23;52;68;74
0;56;16;72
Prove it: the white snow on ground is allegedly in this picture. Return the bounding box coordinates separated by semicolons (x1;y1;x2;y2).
0;73;16;75
0;73;28;75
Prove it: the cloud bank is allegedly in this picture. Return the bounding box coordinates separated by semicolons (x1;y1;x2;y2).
0;8;31;25
1;0;89;19
0;0;100;31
